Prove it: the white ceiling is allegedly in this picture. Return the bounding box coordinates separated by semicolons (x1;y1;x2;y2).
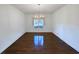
12;4;65;14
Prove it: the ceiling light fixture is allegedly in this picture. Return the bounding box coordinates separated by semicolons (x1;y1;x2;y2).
37;4;40;6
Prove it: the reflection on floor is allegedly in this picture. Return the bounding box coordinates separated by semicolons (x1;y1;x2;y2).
34;35;44;48
2;32;79;54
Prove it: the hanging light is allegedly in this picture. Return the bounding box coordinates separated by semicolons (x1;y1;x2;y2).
37;4;40;6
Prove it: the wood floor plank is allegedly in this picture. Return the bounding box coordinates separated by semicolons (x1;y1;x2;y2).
2;32;79;54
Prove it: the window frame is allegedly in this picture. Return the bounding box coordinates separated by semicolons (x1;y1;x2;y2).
33;18;45;28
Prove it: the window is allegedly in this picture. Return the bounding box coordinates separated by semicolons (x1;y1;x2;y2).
34;19;44;28
39;19;44;28
34;19;39;28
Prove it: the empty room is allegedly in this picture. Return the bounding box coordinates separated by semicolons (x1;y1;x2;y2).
0;4;79;54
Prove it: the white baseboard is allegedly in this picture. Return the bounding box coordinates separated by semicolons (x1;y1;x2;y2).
52;31;79;52
0;32;25;53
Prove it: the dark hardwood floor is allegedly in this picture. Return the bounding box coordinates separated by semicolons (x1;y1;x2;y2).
2;32;79;54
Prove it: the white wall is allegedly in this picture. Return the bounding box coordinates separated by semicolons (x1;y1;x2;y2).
1;4;79;53
25;13;52;32
0;5;26;53
52;5;79;52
